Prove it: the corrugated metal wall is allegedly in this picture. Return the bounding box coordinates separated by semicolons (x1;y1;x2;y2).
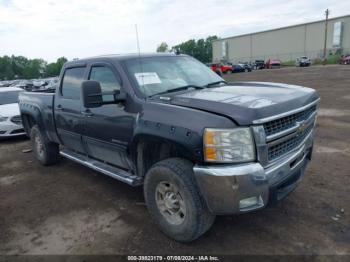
212;15;350;63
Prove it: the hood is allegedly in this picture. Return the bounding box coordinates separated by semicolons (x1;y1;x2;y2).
0;103;20;117
167;82;319;125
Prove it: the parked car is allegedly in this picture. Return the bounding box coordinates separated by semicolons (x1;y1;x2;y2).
237;63;252;72
0;81;11;87
226;62;252;73
30;78;59;92
0;87;26;138
32;79;47;89
209;63;233;75
340;55;350;65
253;60;265;70
45;77;59;90
19;53;319;242
296;56;311;67
9;80;21;87
265;59;281;69
14;80;34;91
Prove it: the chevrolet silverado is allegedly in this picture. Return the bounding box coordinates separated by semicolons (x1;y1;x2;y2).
19;53;319;242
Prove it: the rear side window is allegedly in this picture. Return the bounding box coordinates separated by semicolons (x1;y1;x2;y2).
61;67;85;99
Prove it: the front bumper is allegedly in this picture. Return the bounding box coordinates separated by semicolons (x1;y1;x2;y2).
194;132;313;215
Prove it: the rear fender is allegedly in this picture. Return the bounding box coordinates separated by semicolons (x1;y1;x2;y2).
20;103;52;140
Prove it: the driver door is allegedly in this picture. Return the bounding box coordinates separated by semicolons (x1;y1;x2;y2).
82;63;134;170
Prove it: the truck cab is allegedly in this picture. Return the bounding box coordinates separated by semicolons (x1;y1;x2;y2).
19;53;319;242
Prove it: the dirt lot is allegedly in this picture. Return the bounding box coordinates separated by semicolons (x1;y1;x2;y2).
0;65;349;256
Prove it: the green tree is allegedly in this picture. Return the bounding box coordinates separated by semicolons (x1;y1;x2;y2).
23;59;46;79
11;55;29;77
0;56;15;80
0;55;68;80
171;36;218;63
156;42;169;52
45;57;67;77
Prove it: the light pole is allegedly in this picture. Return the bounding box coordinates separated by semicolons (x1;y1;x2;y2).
323;9;330;65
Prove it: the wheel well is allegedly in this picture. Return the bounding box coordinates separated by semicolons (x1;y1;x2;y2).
22;114;36;134
135;138;195;177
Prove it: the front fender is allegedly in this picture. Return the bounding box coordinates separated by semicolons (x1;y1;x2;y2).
130;120;203;163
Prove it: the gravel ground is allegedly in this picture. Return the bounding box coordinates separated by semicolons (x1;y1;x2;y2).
0;65;349;256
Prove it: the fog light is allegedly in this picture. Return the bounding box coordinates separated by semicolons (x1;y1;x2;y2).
239;196;264;210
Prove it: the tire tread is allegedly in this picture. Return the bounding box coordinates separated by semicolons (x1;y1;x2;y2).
30;125;59;166
144;158;215;242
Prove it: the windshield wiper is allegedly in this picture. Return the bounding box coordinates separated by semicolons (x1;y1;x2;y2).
205;80;227;88
150;85;204;97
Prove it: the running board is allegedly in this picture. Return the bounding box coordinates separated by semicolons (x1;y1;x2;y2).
60;149;142;186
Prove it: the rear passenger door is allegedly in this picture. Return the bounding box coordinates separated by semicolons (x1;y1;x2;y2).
82;63;134;170
55;66;86;153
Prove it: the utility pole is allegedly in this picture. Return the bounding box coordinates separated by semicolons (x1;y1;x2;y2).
323;9;330;64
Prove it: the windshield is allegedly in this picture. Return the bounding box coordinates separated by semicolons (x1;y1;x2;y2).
0;91;21;105
123;56;223;97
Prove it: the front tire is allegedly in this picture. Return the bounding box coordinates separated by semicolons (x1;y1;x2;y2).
144;158;215;242
30;125;59;166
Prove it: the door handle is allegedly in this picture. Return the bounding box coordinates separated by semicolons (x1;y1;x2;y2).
81;110;93;117
56;105;63;110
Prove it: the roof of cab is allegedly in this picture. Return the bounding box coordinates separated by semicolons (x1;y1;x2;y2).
64;52;185;67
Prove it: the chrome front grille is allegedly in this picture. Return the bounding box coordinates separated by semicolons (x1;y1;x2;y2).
252;100;319;166
264;105;316;136
11;115;22;125
268;124;313;161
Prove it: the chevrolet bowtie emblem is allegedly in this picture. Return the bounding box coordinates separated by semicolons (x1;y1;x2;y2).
296;120;308;135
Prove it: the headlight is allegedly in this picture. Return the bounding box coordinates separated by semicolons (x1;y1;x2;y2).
0;116;8;122
204;128;255;163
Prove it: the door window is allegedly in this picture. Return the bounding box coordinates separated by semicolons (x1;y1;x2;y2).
89;66;121;102
61;67;86;99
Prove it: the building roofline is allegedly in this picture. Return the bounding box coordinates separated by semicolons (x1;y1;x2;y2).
212;14;350;42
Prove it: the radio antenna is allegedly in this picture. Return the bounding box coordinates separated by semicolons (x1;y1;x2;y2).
135;24;141;56
135;24;145;90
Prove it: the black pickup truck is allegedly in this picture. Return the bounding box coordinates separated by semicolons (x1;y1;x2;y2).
19;53;319;242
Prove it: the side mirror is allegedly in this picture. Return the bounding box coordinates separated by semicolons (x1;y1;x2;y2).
81;80;103;108
114;90;127;103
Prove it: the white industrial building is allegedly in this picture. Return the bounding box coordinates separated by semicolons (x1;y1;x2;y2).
212;14;350;63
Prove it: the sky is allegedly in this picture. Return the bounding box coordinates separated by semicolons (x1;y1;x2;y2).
0;0;350;62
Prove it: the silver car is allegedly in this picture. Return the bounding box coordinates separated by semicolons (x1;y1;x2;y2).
296;56;311;67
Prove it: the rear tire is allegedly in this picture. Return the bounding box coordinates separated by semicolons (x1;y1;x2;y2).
144;158;215;242
30;125;59;166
